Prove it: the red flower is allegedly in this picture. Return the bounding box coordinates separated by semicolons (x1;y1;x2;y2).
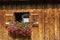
6;24;32;37
22;33;26;36
15;31;19;35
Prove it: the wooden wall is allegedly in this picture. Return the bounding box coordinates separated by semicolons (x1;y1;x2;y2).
0;8;60;40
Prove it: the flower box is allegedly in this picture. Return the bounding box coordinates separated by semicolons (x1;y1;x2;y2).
6;22;32;38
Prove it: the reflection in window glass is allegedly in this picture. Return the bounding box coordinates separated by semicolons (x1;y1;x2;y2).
23;18;29;23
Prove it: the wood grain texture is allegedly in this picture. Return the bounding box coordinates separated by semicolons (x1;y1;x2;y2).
39;9;45;40
0;8;60;40
44;9;50;40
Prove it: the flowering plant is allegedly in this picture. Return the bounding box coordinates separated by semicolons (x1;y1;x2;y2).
6;22;32;37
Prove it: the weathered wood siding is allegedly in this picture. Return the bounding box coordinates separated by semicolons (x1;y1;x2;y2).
0;8;60;40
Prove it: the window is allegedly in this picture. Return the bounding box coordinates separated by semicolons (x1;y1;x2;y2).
14;12;29;23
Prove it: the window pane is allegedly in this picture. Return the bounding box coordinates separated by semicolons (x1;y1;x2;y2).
23;18;29;22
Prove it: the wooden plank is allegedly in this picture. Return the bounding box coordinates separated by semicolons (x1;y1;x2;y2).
39;9;44;40
44;9;50;40
58;9;60;40
49;8;55;40
32;27;39;40
55;8;60;40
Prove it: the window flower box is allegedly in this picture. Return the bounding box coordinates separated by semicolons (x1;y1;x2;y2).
6;22;32;38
